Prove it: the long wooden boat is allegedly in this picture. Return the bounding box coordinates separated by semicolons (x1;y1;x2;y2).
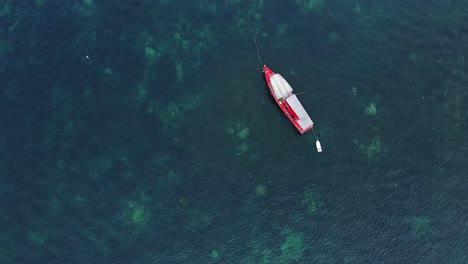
263;65;314;134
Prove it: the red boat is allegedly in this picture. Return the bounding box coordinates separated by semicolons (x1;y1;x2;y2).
263;65;314;134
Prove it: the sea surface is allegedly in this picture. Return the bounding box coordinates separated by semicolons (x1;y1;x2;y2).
1;1;467;263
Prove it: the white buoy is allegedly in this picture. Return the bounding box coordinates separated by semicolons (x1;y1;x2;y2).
316;140;322;152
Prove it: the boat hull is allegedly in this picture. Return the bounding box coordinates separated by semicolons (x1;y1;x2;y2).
263;65;313;134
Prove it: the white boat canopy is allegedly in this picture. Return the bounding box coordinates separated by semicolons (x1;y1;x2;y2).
270;74;293;100
285;94;314;130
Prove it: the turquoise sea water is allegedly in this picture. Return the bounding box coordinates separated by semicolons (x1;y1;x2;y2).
1;1;467;263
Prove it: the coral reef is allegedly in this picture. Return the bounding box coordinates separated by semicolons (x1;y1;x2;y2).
280;230;305;263
365;102;377;115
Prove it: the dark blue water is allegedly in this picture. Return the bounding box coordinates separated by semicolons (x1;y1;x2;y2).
1;1;467;263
